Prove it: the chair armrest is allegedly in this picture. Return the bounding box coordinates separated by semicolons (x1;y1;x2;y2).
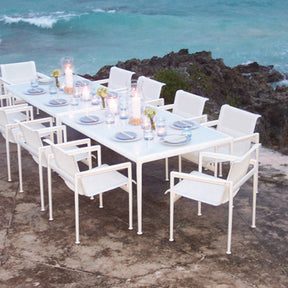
0;77;12;86
171;170;230;186
66;144;101;156
93;78;109;85
76;161;131;178
201;119;218;127
158;103;174;111
24;116;53;126
4;105;31;114
199;151;240;163
55;138;91;148
188;114;208;123
233;133;259;144
145;98;165;107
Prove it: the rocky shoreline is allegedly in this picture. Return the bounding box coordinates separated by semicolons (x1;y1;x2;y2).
82;49;288;153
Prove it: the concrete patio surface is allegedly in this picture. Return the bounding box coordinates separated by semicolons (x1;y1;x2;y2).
0;127;287;288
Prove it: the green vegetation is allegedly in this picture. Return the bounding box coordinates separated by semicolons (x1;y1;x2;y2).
155;69;191;104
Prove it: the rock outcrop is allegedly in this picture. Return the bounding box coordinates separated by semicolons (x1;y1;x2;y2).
82;49;288;152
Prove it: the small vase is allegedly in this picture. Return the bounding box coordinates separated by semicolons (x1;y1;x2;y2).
55;76;59;88
150;117;156;130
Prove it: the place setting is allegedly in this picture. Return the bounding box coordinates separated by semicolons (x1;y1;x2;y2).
170;119;199;130
76;114;104;125
159;134;191;146
46;98;69;107
112;130;141;142
24;87;46;95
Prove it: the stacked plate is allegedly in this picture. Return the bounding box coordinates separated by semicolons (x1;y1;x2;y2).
171;120;199;130
78;115;102;125
25;87;46;95
113;131;140;142
47;98;68;106
160;134;191;146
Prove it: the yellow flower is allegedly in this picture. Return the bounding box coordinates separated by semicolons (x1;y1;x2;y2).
144;107;157;119
97;87;108;98
51;69;61;77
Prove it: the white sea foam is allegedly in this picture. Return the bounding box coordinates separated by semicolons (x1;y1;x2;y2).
93;8;116;14
0;12;78;29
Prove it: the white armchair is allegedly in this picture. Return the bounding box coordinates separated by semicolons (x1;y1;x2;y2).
181;104;261;176
137;76;165;106
169;143;260;254
47;140;133;244
17;118;68;210
161;90;209;180
0;104;34;181
94;66;135;92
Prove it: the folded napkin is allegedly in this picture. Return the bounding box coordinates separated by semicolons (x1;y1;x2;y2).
173;120;196;129
27;87;44;94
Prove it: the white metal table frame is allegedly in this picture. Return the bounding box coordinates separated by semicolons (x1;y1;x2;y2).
8;82;233;235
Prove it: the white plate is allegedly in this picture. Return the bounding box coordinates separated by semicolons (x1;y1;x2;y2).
24;88;46;95
112;131;141;142
170;120;199;130
45;99;69;107
160;134;191;146
76;116;104;125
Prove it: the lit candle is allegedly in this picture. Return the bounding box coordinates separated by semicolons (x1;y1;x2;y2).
82;84;90;101
65;65;73;88
131;93;141;119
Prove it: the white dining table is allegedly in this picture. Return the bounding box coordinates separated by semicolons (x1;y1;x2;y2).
8;81;233;234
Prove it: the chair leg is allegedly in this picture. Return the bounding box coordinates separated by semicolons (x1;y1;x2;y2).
17;144;23;193
251;169;258;228
6;138;11;182
128;171;133;230
48;167;53;221
169;182;175;242
74;187;80;244
226;191;233;255
38;161;45;211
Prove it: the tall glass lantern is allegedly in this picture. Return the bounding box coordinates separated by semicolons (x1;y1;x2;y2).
61;57;74;94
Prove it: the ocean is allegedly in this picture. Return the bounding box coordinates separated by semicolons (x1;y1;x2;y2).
1;0;288;78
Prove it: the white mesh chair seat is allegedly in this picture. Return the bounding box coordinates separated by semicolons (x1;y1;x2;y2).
169;144;260;254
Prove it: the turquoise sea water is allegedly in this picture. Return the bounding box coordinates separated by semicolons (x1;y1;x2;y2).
1;0;288;77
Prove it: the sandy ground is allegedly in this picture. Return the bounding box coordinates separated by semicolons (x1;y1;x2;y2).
0;129;287;288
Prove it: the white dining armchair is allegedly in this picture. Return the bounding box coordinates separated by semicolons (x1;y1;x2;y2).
181;104;261;176
161;90;209;180
17;117;67;211
0;104;34;181
169;143;260;254
47;140;133;244
137;76;165;106
94;66;135;92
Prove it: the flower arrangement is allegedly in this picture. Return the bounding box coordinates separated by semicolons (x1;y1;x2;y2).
97;87;108;108
51;69;61;88
143;107;157;130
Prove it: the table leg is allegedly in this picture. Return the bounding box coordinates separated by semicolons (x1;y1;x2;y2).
136;162;143;235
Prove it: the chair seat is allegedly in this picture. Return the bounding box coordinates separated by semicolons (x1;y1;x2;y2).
80;164;128;197
173;171;227;206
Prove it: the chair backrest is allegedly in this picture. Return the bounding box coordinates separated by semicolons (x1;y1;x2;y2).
137;76;165;102
51;144;79;179
108;66;135;91
19;122;43;152
1;61;37;85
0;109;9;128
217;104;261;155
172;90;208;118
220;145;255;204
